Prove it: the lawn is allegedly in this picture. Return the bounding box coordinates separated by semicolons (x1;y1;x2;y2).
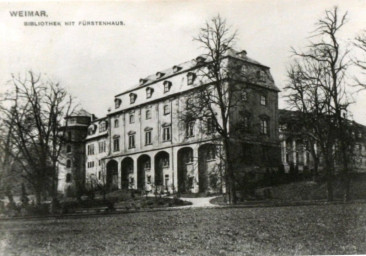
0;204;366;255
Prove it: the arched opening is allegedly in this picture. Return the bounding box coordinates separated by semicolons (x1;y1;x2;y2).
137;155;151;190
121;157;133;189
155;151;169;189
177;147;193;193
106;160;118;191
198;144;216;193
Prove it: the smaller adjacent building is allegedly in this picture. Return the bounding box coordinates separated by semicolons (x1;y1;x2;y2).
278;109;366;174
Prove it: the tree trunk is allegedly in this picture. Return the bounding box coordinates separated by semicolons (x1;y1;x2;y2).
223;138;237;204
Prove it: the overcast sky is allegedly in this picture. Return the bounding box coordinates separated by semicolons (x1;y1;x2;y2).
1;0;366;124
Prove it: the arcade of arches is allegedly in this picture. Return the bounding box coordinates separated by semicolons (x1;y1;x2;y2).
104;143;220;193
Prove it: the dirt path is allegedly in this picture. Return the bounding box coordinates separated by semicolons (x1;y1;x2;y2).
172;196;220;209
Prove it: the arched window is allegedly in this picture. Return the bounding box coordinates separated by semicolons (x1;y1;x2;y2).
66;159;71;168
66;173;72;183
114;119;119;128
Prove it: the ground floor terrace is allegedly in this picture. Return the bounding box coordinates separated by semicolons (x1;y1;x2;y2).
88;142;224;194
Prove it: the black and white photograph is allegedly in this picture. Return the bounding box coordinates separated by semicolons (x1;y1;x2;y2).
1;0;366;255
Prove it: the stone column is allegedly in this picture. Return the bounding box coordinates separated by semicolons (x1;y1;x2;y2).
282;140;287;164
172;147;178;193
117;159;122;189
292;139;297;165
132;156;138;189
193;145;199;193
150;153;155;187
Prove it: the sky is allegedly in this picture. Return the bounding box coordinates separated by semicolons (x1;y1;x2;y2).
1;0;366;124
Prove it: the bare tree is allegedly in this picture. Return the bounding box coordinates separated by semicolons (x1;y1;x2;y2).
354;31;366;87
286;7;355;201
180;15;274;204
0;71;75;206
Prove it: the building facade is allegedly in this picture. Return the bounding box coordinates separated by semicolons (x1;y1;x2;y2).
58;49;281;195
278;109;366;174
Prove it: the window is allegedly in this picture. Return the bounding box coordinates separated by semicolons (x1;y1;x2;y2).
173;65;182;73
186;151;193;163
66;159;71;168
257;70;266;82
66;144;71;153
186;98;193;110
163;157;169;168
163;105;170;115
207;146;216;160
163;126;171;141
114;119;119;128
99;160;102;166
147;175;151;184
67;131;72;140
145;160;151;170
186;121;195;137
260;119;268;135
146;110;151;120
187;72;196;85
113;138;120;152
87;161;95;168
146;87;154;98
242;91;248;101
206;117;215;134
129;134;135;149
98;171;101;180
87;144;95;155
145;131;152;145
99;141;106;153
129;114;135;124
163;81;172;93
99;121;107;132
260;95;267;106
66;173;71;183
115;98;122;109
130;93;137;104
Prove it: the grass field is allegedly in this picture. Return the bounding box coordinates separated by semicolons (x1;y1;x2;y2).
0;203;365;255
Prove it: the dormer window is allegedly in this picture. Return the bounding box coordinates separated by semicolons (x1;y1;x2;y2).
99;121;107;132
187;72;196;85
146;87;154;99
163;81;172;93
173;65;182;73
257;70;266;82
114;98;122;109
156;72;165;79
130;93;137;104
139;78;148;86
196;56;206;64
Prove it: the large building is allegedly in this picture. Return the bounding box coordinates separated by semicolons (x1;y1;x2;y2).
58;49;281;195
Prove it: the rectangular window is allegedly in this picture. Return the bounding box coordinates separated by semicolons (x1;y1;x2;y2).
113;138;120;152
164;83;170;93
186;121;195;137
87;144;95;155
163;126;171;141
260;95;267;106
260;120;268;135
98;141;106;153
129;134;135;149
129;114;135;124
114;119;119;128
99;122;107;132
146;88;152;98
146;110;151;120
145;131;152;145
206;117;215;134
163;105;170;115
